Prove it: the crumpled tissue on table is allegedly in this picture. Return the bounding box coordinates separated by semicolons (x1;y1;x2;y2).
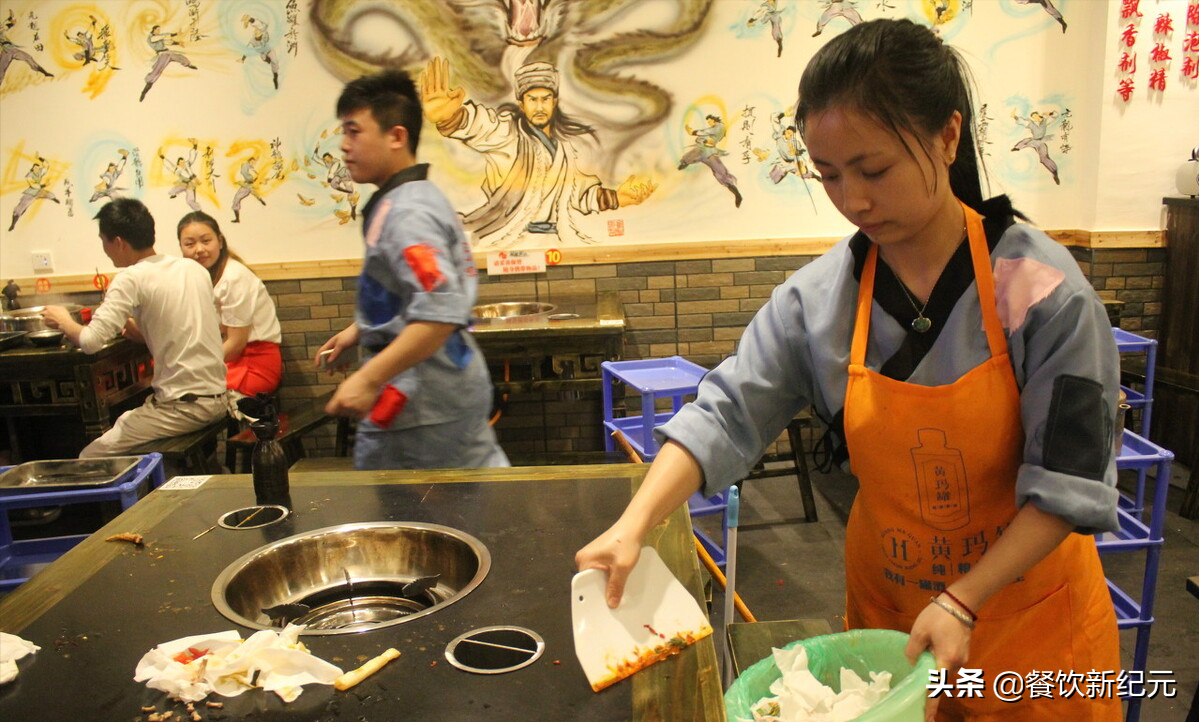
133;625;343;703
747;644;892;722
0;632;41;684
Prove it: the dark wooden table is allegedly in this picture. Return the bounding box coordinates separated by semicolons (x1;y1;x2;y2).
0;465;725;721
0;337;152;461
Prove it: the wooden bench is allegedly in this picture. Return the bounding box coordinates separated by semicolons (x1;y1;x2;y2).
225;391;353;473
127;416;229;476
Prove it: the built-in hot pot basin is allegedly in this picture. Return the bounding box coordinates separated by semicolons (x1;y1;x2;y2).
211;521;491;636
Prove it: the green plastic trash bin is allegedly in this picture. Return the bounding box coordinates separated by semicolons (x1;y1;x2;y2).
725;629;937;722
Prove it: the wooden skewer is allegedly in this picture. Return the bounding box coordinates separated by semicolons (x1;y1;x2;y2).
334;647;401;690
610;430;643;464
695;537;757;623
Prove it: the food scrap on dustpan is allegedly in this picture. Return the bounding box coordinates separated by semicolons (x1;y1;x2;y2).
590;627;711;692
133;625;343;703
746;645;892;722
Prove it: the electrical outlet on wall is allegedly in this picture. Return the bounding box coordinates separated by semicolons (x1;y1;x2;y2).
32;251;54;273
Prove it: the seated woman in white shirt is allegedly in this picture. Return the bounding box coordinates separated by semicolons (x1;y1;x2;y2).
177;211;283;403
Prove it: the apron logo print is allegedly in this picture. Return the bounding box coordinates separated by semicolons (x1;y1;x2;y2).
879;527;922;571
911;428;971;530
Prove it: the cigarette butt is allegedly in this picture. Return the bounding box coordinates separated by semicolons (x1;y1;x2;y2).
334;647;401;690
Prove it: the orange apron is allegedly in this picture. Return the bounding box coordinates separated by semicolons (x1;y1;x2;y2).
842;202;1121;721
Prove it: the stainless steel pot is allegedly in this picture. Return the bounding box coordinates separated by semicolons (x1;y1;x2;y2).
0;304;84;333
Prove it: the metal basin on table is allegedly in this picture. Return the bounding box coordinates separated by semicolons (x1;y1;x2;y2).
472;302;556;322
211;521;491;635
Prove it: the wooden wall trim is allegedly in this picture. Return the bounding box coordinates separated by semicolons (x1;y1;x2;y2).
7;228;1163;293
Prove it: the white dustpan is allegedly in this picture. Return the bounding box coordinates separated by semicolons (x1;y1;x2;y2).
571;546;713;692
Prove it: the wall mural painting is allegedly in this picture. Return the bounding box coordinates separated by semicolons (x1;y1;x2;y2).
746;0;788;57
0;7;54;89
51;7;120;98
813;0;865;38
422;56;656;248
303;126;360;225
1004;95;1072;188
226;137;295;224
4;143;64;232
677;101;741;209
2;0;1195;277
310;0;711;248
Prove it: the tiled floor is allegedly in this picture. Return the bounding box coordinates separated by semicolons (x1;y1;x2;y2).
697;460;1199;721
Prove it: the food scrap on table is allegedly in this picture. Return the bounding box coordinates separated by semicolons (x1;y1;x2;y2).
334;647;401;691
106;532;145;546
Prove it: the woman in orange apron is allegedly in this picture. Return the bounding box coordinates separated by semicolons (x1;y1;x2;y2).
577;18;1122;722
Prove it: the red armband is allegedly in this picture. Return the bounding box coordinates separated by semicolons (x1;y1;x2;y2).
403;244;446;292
369;384;408;429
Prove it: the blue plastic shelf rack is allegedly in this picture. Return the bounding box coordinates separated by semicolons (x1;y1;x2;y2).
600;356;733;566
1096;429;1173;722
1113;328;1158;520
601;356;708;460
0;453;166;591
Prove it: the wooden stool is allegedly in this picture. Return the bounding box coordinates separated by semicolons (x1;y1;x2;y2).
128;417;228;476
726;618;835;676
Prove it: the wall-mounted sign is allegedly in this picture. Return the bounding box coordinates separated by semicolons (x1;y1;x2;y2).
487;250;546;276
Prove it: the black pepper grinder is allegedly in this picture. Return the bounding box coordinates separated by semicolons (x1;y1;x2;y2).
239;394;291;509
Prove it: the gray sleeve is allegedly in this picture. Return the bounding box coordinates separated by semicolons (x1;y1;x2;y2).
657;283;814;498
1015;283;1122;534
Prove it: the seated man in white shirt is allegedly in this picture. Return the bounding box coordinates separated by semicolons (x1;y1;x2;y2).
43;198;228;457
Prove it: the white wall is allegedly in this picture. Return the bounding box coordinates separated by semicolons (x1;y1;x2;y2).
0;0;1195;280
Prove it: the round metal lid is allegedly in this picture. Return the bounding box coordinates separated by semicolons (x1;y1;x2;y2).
217;505;290;530
444;625;545;674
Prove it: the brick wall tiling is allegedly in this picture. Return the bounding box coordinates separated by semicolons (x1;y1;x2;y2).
25;247;1166;461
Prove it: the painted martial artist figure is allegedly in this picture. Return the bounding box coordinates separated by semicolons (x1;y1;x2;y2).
317;69;509;471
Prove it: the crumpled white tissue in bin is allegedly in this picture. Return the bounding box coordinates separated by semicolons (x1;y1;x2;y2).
747;644;892;722
134;625;343;703
0;632;41;684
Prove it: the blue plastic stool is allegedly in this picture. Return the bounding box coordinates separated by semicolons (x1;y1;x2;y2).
602;356;732;568
0;453;166;591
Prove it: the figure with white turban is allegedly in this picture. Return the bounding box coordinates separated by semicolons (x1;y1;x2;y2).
420;57;656;248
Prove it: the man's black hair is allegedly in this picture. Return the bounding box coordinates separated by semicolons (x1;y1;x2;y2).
94;198;155;250
336;69;423;153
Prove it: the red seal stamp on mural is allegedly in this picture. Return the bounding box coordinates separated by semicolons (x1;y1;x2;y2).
607;219;624;237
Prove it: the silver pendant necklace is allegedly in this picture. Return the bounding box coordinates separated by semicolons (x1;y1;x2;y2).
887;223;967;334
897;280;933;333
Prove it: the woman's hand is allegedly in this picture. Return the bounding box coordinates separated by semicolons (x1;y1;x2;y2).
906;598;973;722
575;521;647;609
574;442;705;609
314;323;359;372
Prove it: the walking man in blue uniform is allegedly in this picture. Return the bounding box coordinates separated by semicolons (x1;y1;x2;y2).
316;69;509;471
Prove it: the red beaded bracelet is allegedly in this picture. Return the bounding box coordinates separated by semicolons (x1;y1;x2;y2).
940;589;978;622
